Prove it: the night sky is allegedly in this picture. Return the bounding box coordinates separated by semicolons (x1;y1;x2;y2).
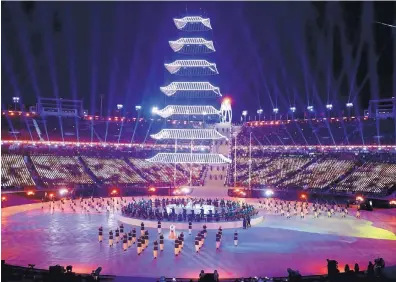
2;1;395;119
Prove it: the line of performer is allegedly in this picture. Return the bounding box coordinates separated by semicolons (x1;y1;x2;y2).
98;222;241;258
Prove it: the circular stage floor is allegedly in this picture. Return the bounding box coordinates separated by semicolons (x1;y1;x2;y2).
2;198;396;279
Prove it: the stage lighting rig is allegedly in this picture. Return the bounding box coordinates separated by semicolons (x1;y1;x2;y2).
326;104;333;110
307;105;314;112
346;102;353;108
273;108;279;114
290;106;296;113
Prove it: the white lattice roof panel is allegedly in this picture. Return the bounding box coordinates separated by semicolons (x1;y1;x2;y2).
151;129;227;140
160;82;221;97
169;38;215;53
165;60;218;75
154;105;221;118
146;153;231;164
173;17;212;31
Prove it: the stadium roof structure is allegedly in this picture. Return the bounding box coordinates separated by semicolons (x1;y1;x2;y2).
160;82;221;97
169;38;215;53
173;16;212;31
146;153;231;164
153;105;221;118
151;129;227;140
164;60;219;76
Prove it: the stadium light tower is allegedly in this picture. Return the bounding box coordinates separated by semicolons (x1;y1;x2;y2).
273;108;279;120
346;102;353;117
326;103;333;118
152;106;159;115
135;105;142;111
307;105;314;112
242;110;248;123
289;106;296;120
12;97;20;111
257;109;263;121
117;104;123;110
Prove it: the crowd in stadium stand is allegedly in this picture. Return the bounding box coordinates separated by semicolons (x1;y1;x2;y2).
121;198;257;222
226;151;396;196
1;152;207;190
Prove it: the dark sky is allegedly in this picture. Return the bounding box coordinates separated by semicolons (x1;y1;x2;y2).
2;1;395;118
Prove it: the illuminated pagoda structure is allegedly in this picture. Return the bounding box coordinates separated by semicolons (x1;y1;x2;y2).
148;15;232;188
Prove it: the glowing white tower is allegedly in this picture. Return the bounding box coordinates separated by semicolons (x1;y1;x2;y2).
148;16;231;187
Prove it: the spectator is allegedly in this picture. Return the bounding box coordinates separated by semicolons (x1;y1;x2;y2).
213;270;219;282
199;270;205;280
344;264;350;273
354;263;359;273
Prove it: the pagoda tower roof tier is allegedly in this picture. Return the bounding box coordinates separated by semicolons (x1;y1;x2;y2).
146;153;231;164
150;129;227;140
173;16;212;31
153;105;221;118
160;82;221;97
169;38;215;53
165;60;218;76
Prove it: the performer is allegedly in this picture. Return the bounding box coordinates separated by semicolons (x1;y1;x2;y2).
128;231;132;248
188;221;192;235
169;224;176;240
174;238;179;256
145;230;149;249
216;233;221;250
120;224;124;236
218;226;223;237
327;210;331;218
98;226;103;243
122;234;128;251
201;230;205;246
109;230;114;247
195;236;200;253
140;222;145;236
356;209;361;218
177;236;182;254
159;233;164;251
158;220;162;234
203;224;207;238
198;232;203;249
180;232;185;249
115;228;120;243
132;228;137;244
137;237;142;255
300;210;304;219
153;240;158;259
234;230;238;246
